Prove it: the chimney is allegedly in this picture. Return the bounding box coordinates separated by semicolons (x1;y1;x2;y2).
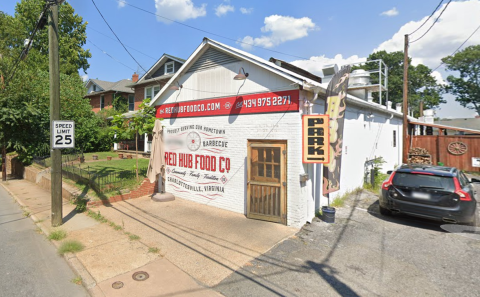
132;72;139;83
396;103;402;113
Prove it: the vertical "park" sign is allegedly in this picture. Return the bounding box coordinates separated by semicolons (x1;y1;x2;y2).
302;115;329;163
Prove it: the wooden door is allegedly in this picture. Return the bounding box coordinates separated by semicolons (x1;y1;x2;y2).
247;141;287;224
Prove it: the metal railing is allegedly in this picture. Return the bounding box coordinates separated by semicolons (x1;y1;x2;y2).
61;162;148;193
33;149;83;168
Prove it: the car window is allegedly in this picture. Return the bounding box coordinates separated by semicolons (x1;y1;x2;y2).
392;172;455;192
458;172;469;188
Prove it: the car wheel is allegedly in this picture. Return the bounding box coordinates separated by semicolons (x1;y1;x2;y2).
379;205;392;216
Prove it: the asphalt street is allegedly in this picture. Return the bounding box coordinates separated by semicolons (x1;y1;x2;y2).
215;189;480;297
0;183;88;297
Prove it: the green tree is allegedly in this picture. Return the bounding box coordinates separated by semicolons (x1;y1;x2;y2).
356;51;443;117
112;99;157;180
442;45;480;116
1;0;91;75
0;0;97;165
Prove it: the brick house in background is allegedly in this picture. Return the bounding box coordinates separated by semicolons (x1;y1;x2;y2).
84;78;134;113
126;54;185;108
111;54;185;153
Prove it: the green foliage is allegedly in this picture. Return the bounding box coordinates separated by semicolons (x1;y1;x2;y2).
148;247;160;253
442;45;480;116
0;0;99;163
58;240;84;255
71;276;82;285
3;0;91;75
111;98;157;179
354;51;443;117
71;196;87;213
330;188;362;208
86;210;108;223
128;234;140;241
48;229;67;241
111;98;156;140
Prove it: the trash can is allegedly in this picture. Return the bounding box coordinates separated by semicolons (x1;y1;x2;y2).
322;206;336;223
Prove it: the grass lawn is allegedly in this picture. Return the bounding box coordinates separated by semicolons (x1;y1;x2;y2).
80;158;149;173
83;151;119;160
62;155;151;200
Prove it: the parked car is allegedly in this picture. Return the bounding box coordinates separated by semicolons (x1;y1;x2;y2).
380;164;480;226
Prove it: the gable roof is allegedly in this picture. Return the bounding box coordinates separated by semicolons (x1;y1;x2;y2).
85;78;133;96
269;58;322;83
136;54;185;85
149;38;324;106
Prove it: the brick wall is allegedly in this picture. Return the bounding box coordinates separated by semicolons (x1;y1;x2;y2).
87;178;158;207
86;92;118;113
133;80;167;110
5;153;17;175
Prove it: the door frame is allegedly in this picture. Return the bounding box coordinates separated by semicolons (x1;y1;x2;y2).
247;140;287;224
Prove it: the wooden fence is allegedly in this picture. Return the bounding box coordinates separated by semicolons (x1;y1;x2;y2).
410;135;480;172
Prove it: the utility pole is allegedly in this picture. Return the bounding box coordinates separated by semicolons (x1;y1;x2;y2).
49;1;62;226
402;34;409;164
1;55;5;182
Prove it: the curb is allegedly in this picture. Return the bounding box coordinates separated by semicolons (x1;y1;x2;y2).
0;181;102;297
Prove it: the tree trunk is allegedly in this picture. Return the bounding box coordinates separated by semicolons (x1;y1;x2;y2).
135;132;139;181
1;144;6;182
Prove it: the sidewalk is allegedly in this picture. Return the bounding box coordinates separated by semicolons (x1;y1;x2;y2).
0;173;297;296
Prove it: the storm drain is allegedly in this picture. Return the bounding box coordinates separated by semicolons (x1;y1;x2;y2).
112;281;124;289
132;271;149;281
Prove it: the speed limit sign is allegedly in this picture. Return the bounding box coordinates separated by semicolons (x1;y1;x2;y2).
52;120;75;149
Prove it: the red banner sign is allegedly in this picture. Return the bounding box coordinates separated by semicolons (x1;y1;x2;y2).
156;90;299;118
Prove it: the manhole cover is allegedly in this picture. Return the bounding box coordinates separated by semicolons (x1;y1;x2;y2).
112;281;124;289
132;271;149;281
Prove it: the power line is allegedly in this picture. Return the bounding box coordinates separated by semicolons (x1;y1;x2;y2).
408;0;444;36
87;39;136;71
113;0;312;61
88;26;157;60
410;0;452;43
91;0;164;88
5;3;50;85
91;0;148;73
432;23;480;72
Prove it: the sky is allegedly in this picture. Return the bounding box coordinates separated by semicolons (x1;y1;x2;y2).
2;0;480;119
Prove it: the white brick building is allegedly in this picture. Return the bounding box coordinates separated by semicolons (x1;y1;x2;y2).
150;38;403;227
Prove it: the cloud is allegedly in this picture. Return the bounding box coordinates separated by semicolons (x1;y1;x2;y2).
381;7;399;17
215;3;234;17
117;0;126;8
81;74;89;82
431;70;446;85
154;0;206;24
290;54;366;77
375;0;480;69
240;7;253;14
239;15;317;50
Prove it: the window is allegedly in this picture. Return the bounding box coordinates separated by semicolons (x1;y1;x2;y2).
165;61;174;74
145;87;152;99
393;130;397;147
145;86;161;100
93;84;97;92
100;95;104;110
128;94;135;111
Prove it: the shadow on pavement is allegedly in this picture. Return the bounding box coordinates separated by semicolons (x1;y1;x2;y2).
109;202;301;296
366;199;446;233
